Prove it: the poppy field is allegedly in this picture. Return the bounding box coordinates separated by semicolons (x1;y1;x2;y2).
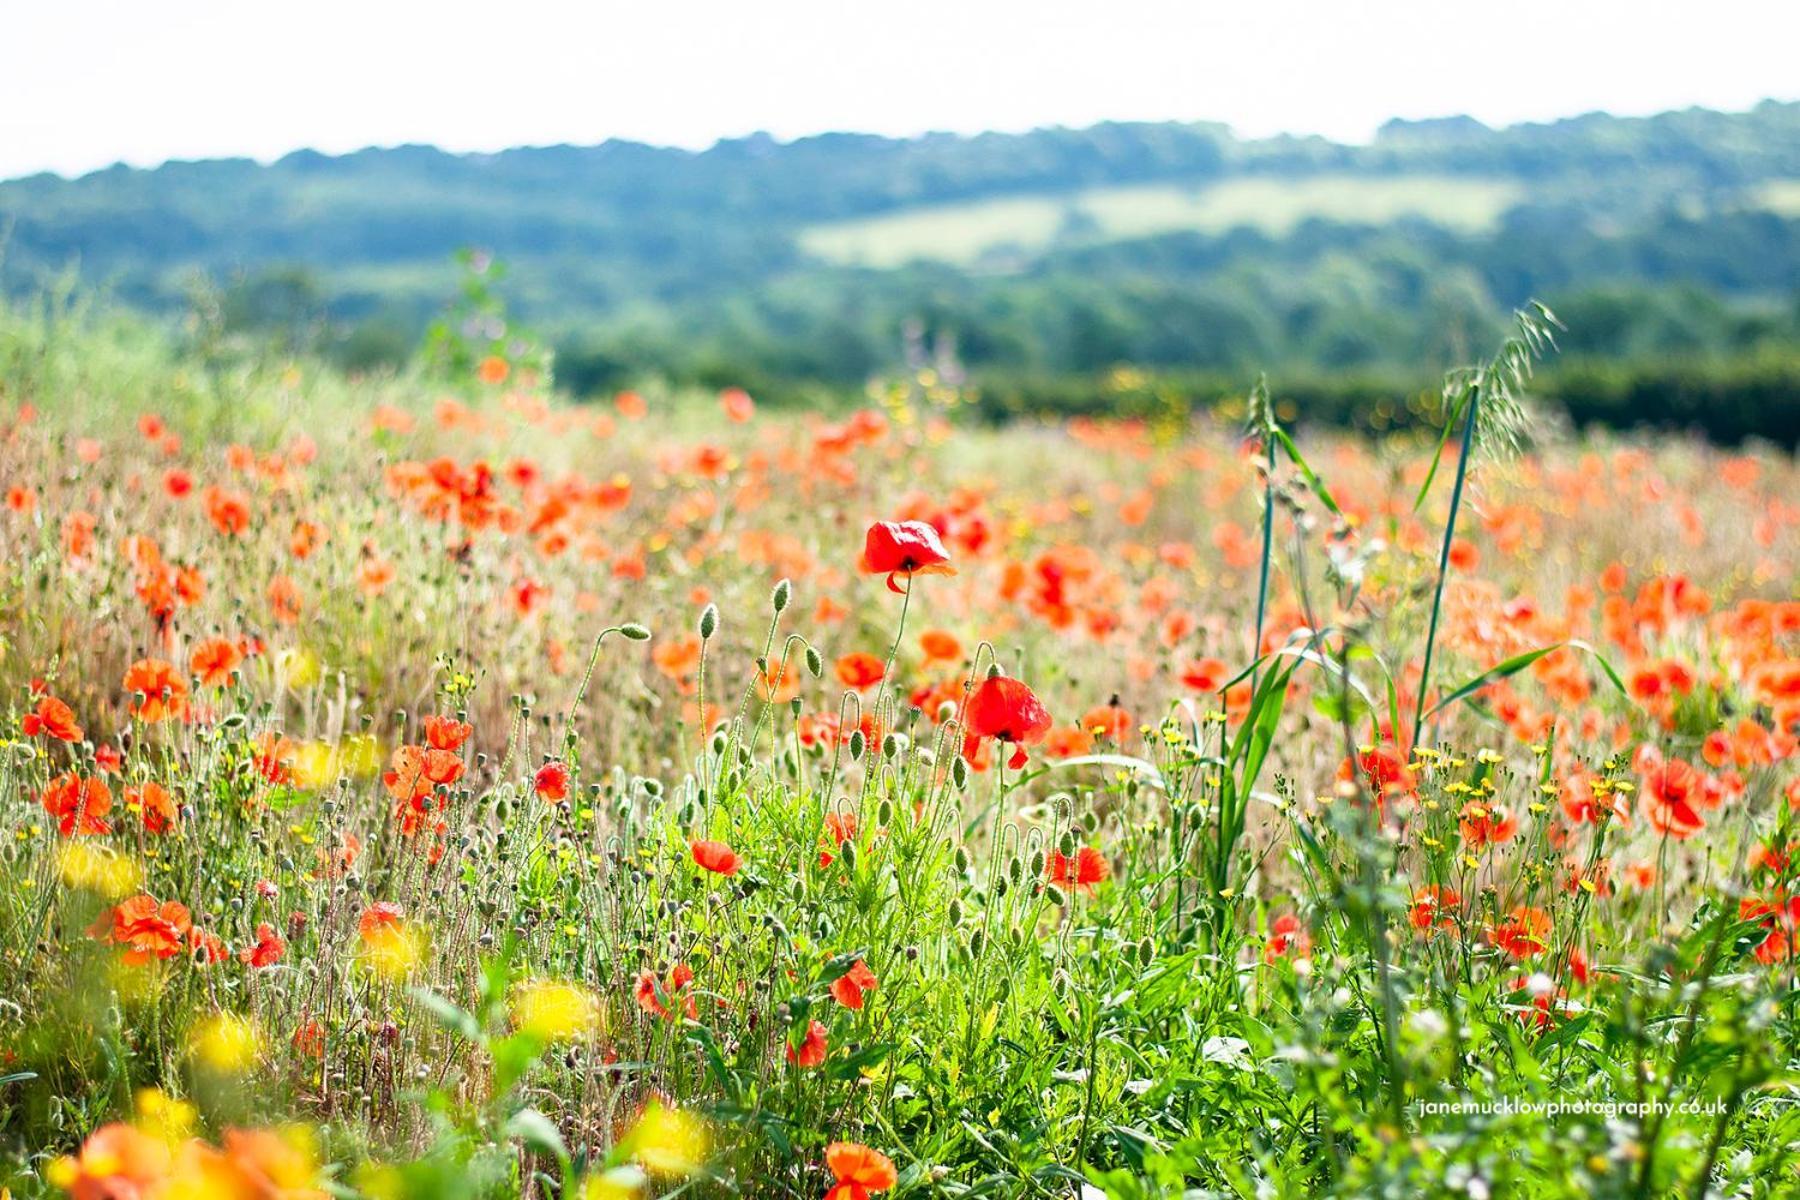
1;306;1798;1200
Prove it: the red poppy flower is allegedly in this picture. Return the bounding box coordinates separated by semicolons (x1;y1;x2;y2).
22;695;83;743
830;959;880;1009
1263;913;1312;964
635;963;697;1020
819;811;858;869
1409;884;1461;932
1046;847;1110;895
824;1143;897;1200
1179;657;1230;692
1639;756;1706;839
861;520;954;593
964;675;1053;769
787;1019;828;1068
41;774;113;837
241;923;287;968
835;652;886;691
534;761;571;803
1491;905;1552;959
358;902;405;944
691;839;742;876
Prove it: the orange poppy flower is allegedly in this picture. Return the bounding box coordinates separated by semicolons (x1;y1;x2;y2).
190;637;243;689
127;782;177;834
123;658;188;723
830;959;880;1009
834;652;886;691
824;1143;897;1200
93;894;193;964
22;694;83;743
423;715;472;752
42;774;113;836
919;629;962;664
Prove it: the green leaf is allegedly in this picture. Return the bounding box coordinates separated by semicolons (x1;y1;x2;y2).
1272;428;1341;517
409;987;482;1043
1424;639;1631;721
505;1107;569;1164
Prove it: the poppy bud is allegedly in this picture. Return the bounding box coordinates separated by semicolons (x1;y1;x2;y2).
876;799;893;826
995;877;1009;898
771;579;791;614
953;846;970;873
699;604;719;640
1029;849;1045;878
1045;884;1068;907
948;898;964;924
969;929;986;958
951;757;969;789
805;646;823;678
840;840;858;871
1007;856;1022;884
1081;812;1099;833
620;623;651;641
711;731;728;756
849;731;865;761
1137;938;1155;966
1058;830;1076;856
882;734;899;760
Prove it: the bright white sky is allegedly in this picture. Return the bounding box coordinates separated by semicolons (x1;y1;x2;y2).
4;0;1797;181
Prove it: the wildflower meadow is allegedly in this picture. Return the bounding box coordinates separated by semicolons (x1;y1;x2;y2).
0;300;1797;1200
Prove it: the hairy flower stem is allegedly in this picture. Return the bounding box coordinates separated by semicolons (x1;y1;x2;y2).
861;575;912;802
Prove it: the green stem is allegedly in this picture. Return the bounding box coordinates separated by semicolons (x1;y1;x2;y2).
1412;384;1480;754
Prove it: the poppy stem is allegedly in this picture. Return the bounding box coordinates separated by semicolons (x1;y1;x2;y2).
861;575;913;801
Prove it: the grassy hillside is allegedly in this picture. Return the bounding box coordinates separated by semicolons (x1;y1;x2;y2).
2;103;1799;414
801;175;1527;267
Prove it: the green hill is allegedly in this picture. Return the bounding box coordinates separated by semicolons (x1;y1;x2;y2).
3;102;1799;401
